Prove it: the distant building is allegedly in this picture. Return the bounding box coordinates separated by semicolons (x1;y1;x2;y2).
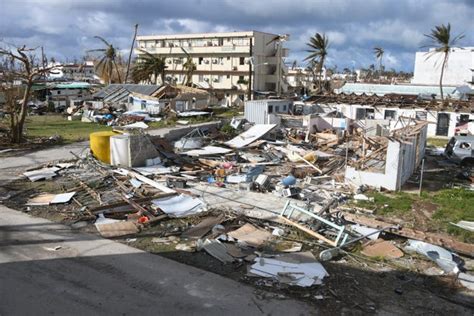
285;67;326;94
412;47;474;87
135;31;289;105
47;61;98;82
47;82;92;108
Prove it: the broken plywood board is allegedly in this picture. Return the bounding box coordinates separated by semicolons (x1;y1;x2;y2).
182;214;225;239
26;192;76;206
95;221;139;238
361;240;404;259
227;223;273;247
225;124;276;148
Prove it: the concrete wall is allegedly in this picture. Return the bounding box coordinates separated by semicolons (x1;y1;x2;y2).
334;103;473;138
345;125;427;191
412;47;474;86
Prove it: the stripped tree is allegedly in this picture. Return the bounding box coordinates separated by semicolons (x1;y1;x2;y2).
0;45;55;143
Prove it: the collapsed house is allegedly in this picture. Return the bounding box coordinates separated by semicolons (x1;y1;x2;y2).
345;119;428;191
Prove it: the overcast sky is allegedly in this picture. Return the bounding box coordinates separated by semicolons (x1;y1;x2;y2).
1;0;472;71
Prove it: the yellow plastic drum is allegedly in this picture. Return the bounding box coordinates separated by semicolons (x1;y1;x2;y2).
90;131;118;164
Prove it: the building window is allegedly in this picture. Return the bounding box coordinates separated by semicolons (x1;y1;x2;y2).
239;57;245;65
275;106;280;112
57;90;61;95
239;76;244;81
459;114;470;124
198;57;203;65
218;38;224;46
283;105;287;111
356;108;374;120
226;75;230;79
227;56;231;60
198;75;204;82
384;110;396;120
268;105;273;113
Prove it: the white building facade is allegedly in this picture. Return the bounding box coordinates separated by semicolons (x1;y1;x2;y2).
412;47;474;87
135;31;289;105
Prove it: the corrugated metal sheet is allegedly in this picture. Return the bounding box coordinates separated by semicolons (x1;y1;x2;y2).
93;84;161;100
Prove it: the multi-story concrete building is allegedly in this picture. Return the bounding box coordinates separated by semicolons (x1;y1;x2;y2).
135;31;289;106
412;47;474;87
47;61;98;82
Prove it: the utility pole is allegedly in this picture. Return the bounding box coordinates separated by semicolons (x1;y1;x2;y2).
125;24;139;83
247;37;253;101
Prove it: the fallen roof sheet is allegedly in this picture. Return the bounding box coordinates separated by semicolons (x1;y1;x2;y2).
225;124;276;149
184;146;232;157
249;252;328;287
152;194;205;217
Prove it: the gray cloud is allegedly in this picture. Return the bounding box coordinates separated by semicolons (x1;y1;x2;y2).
0;0;472;71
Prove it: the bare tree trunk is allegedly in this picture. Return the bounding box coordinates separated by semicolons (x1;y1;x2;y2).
439;53;448;101
113;60;122;83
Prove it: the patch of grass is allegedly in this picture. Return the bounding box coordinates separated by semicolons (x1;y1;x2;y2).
357;191;415;215
212;107;242;118
22;115;112;143
429;188;474;242
427;137;448;148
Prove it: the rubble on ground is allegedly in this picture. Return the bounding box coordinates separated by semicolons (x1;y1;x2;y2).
1;116;473;312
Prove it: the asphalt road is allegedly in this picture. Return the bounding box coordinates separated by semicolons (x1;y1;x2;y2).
0;205;312;315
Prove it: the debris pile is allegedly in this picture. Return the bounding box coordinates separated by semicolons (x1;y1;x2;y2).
6;118;473;296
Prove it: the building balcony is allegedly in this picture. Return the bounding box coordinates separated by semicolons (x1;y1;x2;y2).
135;45;251;56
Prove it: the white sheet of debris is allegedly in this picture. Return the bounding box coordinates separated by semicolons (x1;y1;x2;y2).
249;252;328;287
225;124;276;148
152;194;206;217
184;146;232;157
23;167;61;182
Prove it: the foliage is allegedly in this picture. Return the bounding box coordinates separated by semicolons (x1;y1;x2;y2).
304;33;329;92
88;36;123;84
424;23;464;100
132;49;167;84
356;191;414;215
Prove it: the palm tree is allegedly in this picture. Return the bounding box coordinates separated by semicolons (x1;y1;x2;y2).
424;23;464;100
88;36;122;84
373;47;384;81
304;33;329;92
132;49;167;84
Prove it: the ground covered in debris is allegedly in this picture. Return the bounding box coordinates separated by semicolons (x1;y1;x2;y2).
1;120;473;314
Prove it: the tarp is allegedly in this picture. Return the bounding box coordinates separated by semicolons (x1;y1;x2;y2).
225;124;276;148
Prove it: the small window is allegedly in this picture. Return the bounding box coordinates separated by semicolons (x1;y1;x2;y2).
57;90;61;95
227;56;231;60
239;57;245;65
459;142;471;150
198;57;203;65
198;74;204;82
283;105;287;111
239;76;244;81
384;110;396;120
459;114;470;124
226;75;230;79
275;106;280;112
268;105;273;113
